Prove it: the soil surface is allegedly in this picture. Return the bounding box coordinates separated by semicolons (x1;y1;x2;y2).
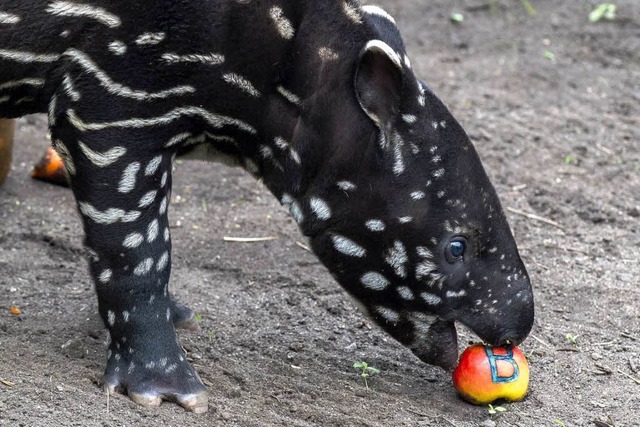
1;1;639;426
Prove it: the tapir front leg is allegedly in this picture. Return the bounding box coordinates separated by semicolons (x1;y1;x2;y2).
49;121;207;412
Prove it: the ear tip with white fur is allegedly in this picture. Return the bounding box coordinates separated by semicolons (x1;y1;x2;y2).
361;39;404;71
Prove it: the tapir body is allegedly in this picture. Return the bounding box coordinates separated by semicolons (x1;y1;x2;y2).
0;0;534;412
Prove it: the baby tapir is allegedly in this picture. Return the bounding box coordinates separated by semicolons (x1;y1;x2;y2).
0;0;534;412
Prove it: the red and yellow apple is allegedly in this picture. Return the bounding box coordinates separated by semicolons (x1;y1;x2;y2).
453;344;529;404
32;146;68;186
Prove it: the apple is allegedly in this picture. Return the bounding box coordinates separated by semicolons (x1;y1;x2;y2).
452;344;529;405
32;146;68;186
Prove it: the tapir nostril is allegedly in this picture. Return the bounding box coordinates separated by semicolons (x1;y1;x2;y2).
496;334;525;348
498;338;515;347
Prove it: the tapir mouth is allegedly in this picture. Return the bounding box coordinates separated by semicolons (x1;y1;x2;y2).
409;317;459;371
410;316;529;371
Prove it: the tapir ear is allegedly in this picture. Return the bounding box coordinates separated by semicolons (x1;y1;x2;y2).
355;40;404;129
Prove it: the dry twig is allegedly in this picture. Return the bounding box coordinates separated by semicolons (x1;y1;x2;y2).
223;236;277;243
295;241;312;252
507;207;565;230
617;369;640;385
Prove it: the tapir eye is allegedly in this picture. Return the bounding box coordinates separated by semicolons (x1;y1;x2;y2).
446;238;466;263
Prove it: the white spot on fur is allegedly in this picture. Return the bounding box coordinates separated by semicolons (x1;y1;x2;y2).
108;40;127;55
433;168;445;178
281;194;304;224
337;181;356;191
318;47;339;61
0;11;21;24
397;286;415;300
223;73;261;97
269;6;295;39
404;54;412;69
331;235;366;257
134;258;154;276
446;290;467;298
123;311;130;322
376;307;400;324
276;86;301;106
147;219;159;242
159;197;167;215
416;259;438;281
417;246;433;259
385;241;408;279
139;190;157;208
164;227;170;242
123;232;144;248
98;269;112;283
157;251;169;271
145;156;162;175
135;32;165;45
411;191;425;200
107;310;115;326
402;114;417;124
421;292;442;305
398;216;413;224
260;145;274;159
310;198;331;220
393;144;405;176
343;2;363;24
365;219;385;232
360;272;389;291
118;162;140;193
418;83;426;106
161;52;224;65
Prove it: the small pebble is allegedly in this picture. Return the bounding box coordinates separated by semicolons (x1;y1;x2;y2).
479;420;497;427
354;389;368;398
591;352;603;361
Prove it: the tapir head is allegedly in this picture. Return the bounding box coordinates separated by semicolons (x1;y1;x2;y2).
261;10;534;370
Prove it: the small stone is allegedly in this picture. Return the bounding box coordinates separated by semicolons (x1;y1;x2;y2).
479;420;497;427
344;342;357;352
354;389;368;398
288;343;304;352
591;352;603;361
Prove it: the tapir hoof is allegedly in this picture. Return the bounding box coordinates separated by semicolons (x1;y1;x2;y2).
125;388;209;413
105;363;208;413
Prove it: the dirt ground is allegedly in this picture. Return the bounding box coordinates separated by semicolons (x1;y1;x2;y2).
1;1;639;426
